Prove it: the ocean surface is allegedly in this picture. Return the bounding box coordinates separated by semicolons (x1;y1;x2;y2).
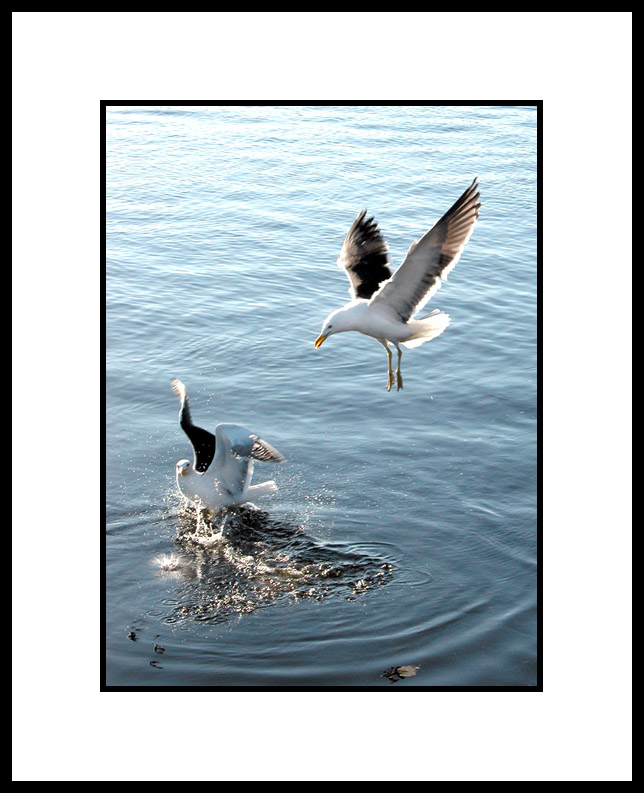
105;105;538;687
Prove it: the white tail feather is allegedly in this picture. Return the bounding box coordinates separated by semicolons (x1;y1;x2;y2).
401;309;450;348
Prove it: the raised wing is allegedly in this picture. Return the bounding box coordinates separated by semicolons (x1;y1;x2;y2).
337;210;392;299
171;379;217;473
371;179;481;322
211;423;285;464
211;424;285;498
212;423;255;499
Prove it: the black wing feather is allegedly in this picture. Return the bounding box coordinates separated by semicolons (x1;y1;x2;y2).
338;210;392;299
170;379;217;473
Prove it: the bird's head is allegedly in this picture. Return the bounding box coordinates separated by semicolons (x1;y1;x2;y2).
314;307;353;348
176;459;192;477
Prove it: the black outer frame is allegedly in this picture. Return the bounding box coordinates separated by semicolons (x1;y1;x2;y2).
101;100;542;692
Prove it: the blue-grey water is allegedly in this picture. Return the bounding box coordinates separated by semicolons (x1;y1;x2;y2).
105;105;538;687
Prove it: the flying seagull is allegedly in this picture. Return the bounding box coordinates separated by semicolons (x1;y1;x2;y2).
314;178;481;390
170;379;285;512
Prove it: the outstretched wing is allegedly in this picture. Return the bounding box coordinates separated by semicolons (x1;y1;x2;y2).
170;379;217;473
337;210;392;299
371;179;481;322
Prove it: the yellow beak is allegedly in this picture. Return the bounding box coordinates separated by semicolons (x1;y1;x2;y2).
314;333;328;349
179;468;185;476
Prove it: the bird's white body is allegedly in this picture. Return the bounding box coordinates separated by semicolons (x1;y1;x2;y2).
322;299;450;347
176;423;278;511
176;458;277;510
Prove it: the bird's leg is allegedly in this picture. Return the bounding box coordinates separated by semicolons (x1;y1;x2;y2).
395;346;404;391
386;346;395;391
387;346;394;391
377;339;395;391
375;339;392;390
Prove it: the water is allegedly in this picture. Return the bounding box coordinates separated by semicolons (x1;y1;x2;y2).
105;105;538;687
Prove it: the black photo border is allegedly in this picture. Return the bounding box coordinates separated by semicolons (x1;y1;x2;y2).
101;100;542;693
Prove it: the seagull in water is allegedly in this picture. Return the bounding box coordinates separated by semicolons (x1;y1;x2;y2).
314;178;481;390
171;379;285;512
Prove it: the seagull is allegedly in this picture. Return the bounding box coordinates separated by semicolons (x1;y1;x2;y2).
170;379;285;512
314;178;481;390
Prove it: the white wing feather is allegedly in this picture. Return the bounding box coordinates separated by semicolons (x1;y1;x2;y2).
213;424;255;499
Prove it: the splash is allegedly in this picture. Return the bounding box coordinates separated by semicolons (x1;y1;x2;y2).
153;553;183;571
156;504;393;624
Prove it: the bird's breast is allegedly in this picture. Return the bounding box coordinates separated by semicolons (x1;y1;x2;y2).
358;304;406;340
